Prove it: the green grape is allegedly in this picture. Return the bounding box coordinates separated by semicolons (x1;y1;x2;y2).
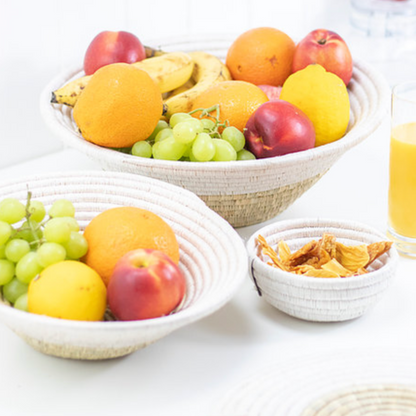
5;239;30;263
60;216;80;232
185;118;204;134
132;141;152;158
0;221;12;246
201;118;216;132
222;126;245;152
43;217;71;244
0;198;26;224
0;245;6;259
0;259;15;286
169;112;192;128
15;220;42;243
2;278;28;304
237;149;256;160
189;149;198;162
155;128;173;143
192;133;216;162
16;252;42;284
14;293;28;312
147;120;169;141
182;143;193;158
173;122;198;144
212;139;237;161
152;137;187;161
49;199;75;218
37;242;66;268
28;200;46;223
63;232;88;259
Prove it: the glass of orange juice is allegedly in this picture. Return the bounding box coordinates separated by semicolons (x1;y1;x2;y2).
388;81;416;257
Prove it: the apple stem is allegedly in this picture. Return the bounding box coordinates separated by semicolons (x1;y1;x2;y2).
318;39;327;45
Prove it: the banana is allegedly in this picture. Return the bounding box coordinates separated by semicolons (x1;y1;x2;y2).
163;51;232;118
51;52;194;107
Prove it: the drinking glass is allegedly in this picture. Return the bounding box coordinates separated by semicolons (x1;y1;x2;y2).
388;81;416;257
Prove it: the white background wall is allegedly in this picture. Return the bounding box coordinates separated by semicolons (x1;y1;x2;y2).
0;0;412;170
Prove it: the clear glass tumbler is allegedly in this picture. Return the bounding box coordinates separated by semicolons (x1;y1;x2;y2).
388;81;416;257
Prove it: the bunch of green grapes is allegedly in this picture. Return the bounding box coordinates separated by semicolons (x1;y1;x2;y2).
0;194;88;311
130;107;256;162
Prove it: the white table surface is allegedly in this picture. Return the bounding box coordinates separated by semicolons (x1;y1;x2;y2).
1;118;416;416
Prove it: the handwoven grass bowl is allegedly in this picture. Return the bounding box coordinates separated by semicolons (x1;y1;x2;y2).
0;171;247;360
246;218;399;322
40;35;391;228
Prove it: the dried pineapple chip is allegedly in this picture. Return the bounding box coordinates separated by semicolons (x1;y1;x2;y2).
277;240;291;263
320;233;337;258
304;268;340;278
303;248;332;269
321;258;352;277
336;242;370;272
366;241;393;268
256;235;287;271
286;240;320;268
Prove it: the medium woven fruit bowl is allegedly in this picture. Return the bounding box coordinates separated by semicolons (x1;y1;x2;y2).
246;218;399;322
40;35;391;228
0;170;247;360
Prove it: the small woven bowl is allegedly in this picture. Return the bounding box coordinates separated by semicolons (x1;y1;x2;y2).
246;218;399;322
39;35;391;228
0;171;247;360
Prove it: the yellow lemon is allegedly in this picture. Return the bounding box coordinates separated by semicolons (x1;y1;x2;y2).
28;261;106;321
280;64;350;147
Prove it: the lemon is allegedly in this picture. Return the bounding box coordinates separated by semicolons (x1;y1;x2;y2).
280;64;350;147
28;261;106;321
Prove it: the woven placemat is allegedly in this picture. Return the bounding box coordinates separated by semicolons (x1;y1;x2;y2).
301;383;416;416
214;347;416;416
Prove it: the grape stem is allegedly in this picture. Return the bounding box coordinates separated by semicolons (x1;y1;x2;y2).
24;191;42;250
188;104;230;139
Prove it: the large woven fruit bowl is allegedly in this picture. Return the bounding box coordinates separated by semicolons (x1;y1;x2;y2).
40;35;391;228
0;171;247;360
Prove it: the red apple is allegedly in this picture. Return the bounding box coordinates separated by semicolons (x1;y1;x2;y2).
292;29;353;86
257;85;282;101
244;100;315;158
83;31;146;75
107;249;186;321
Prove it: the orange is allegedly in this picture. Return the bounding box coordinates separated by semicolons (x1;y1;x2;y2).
226;27;296;87
73;63;163;148
83;207;180;286
191;80;268;132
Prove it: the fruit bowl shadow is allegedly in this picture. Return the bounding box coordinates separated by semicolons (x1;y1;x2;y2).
0;171;247;360
40;35;391;228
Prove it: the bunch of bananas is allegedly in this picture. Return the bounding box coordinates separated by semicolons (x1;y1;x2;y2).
51;48;232;117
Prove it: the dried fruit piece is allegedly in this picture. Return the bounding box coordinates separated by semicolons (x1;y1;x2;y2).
278;240;291;263
286;240;320;268
366;241;393;268
257;235;286;271
336;242;369;272
304;268;339;278
303;248;332;269
320;233;337;258
322;258;352;277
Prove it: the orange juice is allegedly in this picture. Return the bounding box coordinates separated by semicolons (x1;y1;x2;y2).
388;122;416;237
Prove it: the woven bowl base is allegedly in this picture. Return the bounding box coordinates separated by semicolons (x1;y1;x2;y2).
18;332;154;360
301;383;416;416
199;171;326;228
